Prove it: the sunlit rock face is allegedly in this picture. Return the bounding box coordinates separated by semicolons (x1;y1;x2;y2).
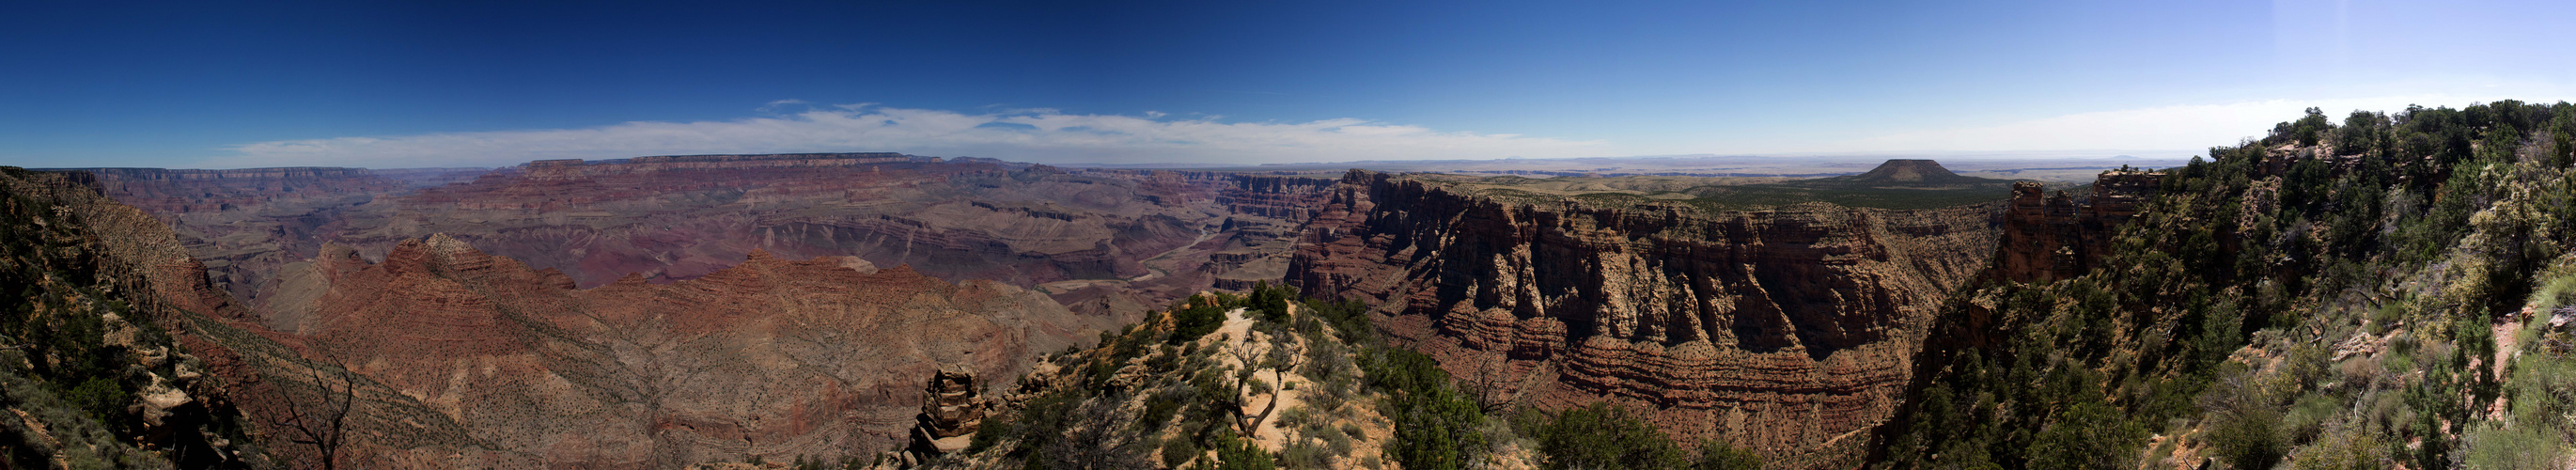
1289;169;2005;468
1994;169;2162;283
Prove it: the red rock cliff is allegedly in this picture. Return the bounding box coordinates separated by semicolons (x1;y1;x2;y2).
1287;170;2003;468
1993;169;2162;282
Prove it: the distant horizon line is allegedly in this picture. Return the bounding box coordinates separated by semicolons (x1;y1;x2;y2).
18;149;2203;172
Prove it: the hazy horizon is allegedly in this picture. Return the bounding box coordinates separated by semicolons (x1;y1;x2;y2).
6;1;2571;168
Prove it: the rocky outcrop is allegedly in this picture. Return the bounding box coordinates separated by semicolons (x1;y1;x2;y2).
1993;169;2162;282
0;168;273;468
1288;170;2005;467
899;368;987;466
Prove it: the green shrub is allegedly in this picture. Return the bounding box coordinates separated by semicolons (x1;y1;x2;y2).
1195;431;1276;470
2206;406;2285;469
2287;426;2385;470
1171;296;1229;345
1694;441;1761;470
1278;439;1331;469
2026;400;2145;470
1384;385;1484;470
65;377;129;424
2460;421;2564;470
2281;393;2340;446
1162;435;1203;468
1524;402;1689;470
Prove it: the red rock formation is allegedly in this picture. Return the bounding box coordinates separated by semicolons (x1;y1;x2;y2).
77;155;1346;333
64;166;488;308
900;367;986;466
1994;169;2163;282
1288;170;2004;468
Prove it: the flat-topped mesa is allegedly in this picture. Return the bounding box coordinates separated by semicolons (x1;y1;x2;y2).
1288;169;2004;468
1829;159;1988;186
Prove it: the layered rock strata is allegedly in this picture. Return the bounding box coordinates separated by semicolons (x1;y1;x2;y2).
78;156;1340;333
1208;175;1338;290
900;368;986;466
57;166;489;307
1993;169;2163;282
1288;170;2005;468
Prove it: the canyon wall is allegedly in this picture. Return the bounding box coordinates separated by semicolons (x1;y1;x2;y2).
16;164;1179;468
1993;169;2163;283
62;166;489;308
1288;170;2006;467
74;155;1340;334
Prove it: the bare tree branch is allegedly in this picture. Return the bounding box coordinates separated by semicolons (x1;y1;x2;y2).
267;353;356;470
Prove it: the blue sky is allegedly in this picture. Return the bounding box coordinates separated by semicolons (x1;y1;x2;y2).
4;0;2571;168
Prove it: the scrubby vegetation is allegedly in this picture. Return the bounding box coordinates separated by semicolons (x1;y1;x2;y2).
1510;402;1762;470
956;281;1762;469
1881;102;2576;469
965;282;1386;469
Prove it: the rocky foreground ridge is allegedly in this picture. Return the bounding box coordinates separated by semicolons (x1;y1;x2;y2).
1286;166;2156;467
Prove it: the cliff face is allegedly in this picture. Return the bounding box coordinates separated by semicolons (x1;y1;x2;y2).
1288;170;2004;467
1993;169;2162;282
1209;175;1338;290
283;235;1119;467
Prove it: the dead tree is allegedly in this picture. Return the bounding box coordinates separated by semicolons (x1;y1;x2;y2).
1226;321;1308;434
270;360;357;470
1220;332;1263;433
1257;324;1305;428
1466;353;1553;414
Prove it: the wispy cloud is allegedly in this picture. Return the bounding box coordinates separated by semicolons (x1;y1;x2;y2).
1833;94;2571;155
211;104;1609;168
